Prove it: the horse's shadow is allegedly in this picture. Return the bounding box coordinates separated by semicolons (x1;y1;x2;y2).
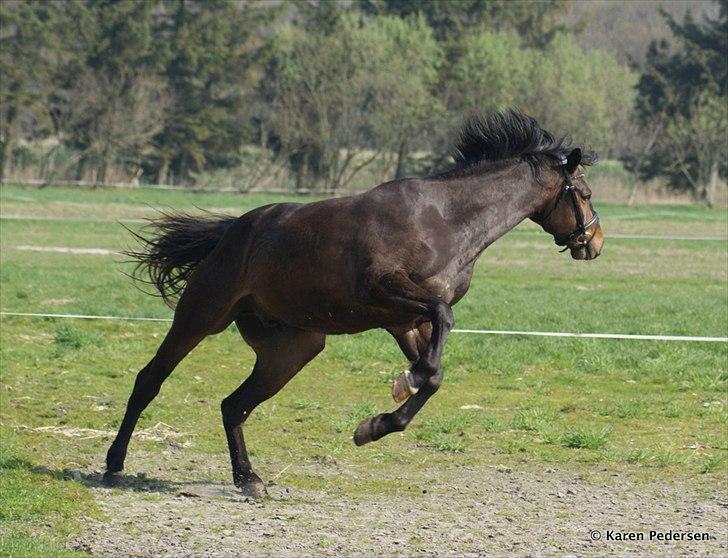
1;457;252;500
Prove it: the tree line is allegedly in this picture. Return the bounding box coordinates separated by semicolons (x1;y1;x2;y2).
1;0;725;203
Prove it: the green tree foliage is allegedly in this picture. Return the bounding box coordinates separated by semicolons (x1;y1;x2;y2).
528;34;637;157
358;0;569;46
0;0;719;198
3;0;270;185
264;14;442;190
630;0;727;204
451;29;532;113
55;0;162;183
353;15;443;178
0;0;68;179
661;91;727;205
452;30;637;156
150;0;272;185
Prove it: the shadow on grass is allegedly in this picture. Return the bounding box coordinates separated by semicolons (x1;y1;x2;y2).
0;457;244;498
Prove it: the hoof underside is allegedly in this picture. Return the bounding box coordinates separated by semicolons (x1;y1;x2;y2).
391;370;419;403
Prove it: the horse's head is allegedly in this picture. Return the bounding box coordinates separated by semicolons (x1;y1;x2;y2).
534;148;603;260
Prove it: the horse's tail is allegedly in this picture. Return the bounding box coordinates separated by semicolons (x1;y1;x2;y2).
123;211;238;308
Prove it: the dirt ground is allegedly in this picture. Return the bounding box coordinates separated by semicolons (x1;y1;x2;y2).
68;452;727;557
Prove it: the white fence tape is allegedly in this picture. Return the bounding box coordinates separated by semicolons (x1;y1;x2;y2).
1;311;170;322
1;311;725;343
452;328;727;343
509;231;727;242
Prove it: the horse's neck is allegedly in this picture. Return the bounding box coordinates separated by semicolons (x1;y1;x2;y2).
435;162;548;264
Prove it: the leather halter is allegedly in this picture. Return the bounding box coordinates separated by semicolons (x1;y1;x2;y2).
537;157;599;252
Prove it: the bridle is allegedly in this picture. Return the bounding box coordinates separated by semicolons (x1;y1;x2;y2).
537;156;599;252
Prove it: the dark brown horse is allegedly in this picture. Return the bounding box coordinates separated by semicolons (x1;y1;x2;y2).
105;110;603;497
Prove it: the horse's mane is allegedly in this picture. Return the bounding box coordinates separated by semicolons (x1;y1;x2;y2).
437;109;597;178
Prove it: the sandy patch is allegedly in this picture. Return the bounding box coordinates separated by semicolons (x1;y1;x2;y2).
65;455;727;557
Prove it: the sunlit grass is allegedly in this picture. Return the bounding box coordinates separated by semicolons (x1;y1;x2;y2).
0;184;726;551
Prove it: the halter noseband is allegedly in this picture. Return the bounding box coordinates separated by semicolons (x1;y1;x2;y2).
538;156;599;252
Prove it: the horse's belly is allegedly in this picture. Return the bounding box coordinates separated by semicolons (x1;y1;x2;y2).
243;224;472;334
251;287;407;334
247;263;472;334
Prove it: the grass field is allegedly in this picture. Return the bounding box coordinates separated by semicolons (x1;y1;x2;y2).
1;184;727;556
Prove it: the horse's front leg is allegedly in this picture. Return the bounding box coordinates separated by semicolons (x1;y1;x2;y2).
367;271;454;402
391;301;452;402
354;368;443;445
352;273;454;444
354;322;445;445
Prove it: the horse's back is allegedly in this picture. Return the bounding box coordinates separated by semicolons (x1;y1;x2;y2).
230;180;457;333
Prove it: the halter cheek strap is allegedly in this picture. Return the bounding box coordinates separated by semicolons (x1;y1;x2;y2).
539;157;599;252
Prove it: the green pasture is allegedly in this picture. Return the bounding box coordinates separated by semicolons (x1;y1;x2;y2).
1;184;727;556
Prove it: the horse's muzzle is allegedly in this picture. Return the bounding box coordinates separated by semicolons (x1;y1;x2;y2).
569;226;603;260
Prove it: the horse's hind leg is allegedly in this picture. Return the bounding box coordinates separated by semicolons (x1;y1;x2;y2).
104;322;205;480
354;322;443;445
222;316;325;497
105;280;237;481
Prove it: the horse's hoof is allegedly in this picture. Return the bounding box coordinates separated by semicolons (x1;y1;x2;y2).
105;446;125;474
236;475;268;499
392;370;418;403
353;416;374;446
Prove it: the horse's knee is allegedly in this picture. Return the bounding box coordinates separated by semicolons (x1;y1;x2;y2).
133;363;155;386
425;369;444;392
433;302;454;330
414;358;439;379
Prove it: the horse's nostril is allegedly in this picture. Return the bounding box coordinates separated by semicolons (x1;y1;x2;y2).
575;231;592;245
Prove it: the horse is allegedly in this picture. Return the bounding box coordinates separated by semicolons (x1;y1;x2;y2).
105;110;604;498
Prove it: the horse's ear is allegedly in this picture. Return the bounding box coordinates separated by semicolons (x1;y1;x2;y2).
565;148;581;174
